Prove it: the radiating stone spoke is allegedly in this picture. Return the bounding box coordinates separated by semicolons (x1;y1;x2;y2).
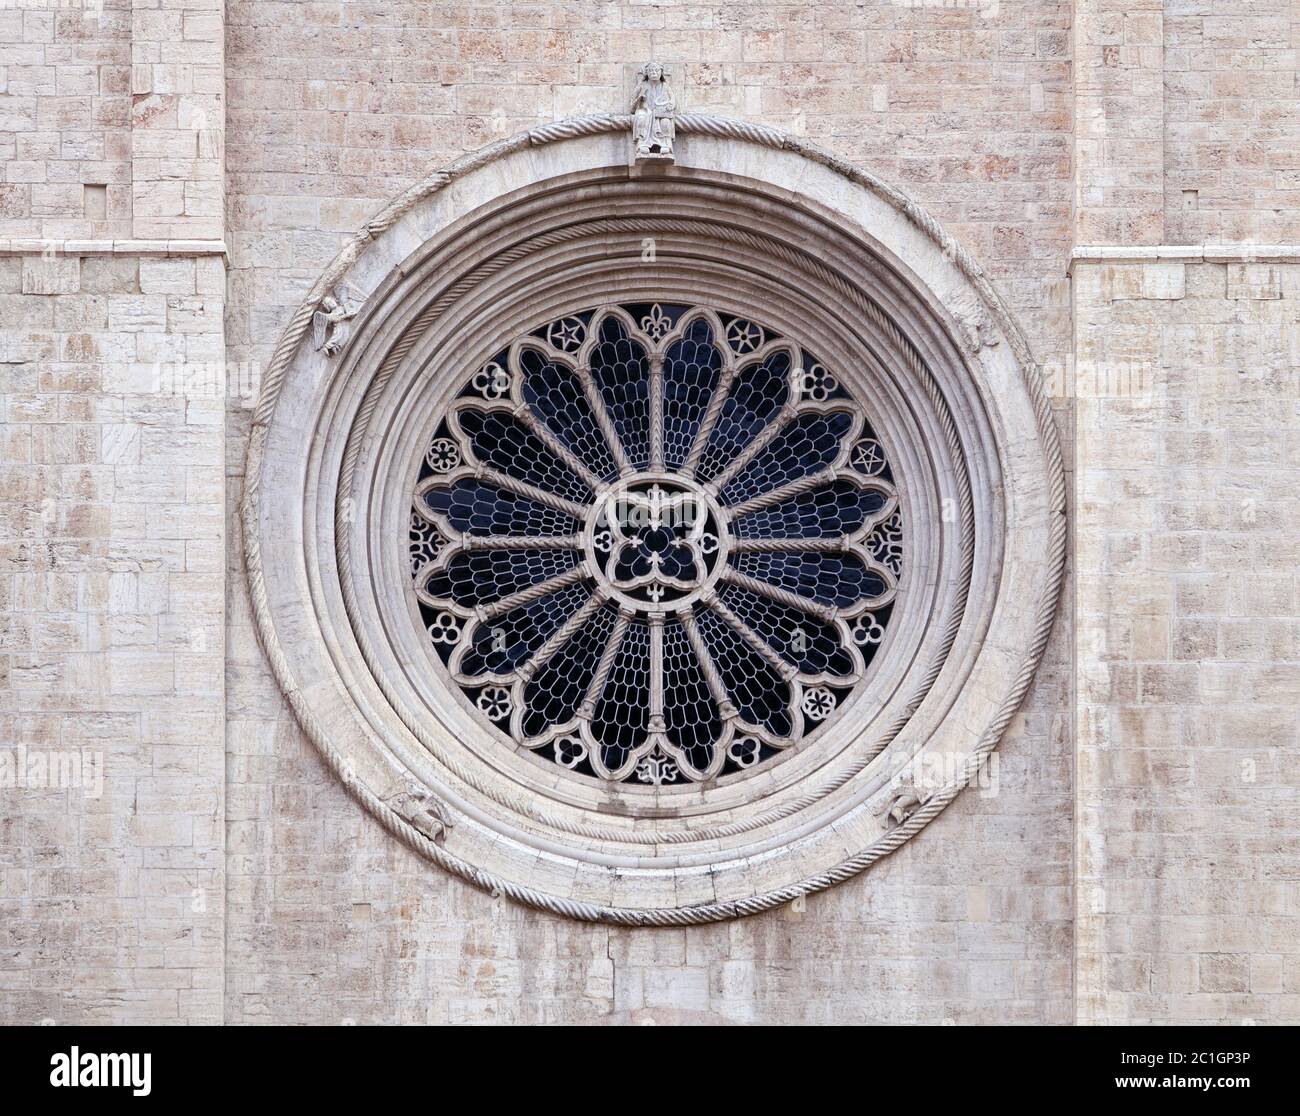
647;613;666;736
478;565;592;621
707;401;798;493
460;534;584;550
730;536;848;553
648;353;665;470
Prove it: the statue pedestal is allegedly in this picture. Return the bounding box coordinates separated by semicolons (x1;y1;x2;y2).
632;150;674;172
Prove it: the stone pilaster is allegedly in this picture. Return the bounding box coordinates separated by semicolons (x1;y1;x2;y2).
1073;247;1300;1023
0;0;225;1024
1073;0;1164;245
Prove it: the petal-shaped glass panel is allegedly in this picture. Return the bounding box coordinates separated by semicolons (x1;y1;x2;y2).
456;408;592;505
694;349;792;484
588;315;651;470
663;318;723;470
421;473;579;535
454;582;592;680
518;347;620;482
661;619;725;775
732;480;888;540
717;582;859;683
720;410;856;506
519;603;620;742
731;550;890;610
694;607;797;742
589;621;653;776
421;547;581;610
422;479;581;537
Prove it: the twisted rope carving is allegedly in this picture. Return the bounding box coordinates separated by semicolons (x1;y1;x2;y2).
478;565;588;621
241;113;1065;924
334;215;964;847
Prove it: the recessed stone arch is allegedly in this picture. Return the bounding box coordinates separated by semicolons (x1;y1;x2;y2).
243;115;1066;924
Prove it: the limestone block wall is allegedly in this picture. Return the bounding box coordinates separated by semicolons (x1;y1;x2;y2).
1073;0;1300;247
0;0;132;240
222;1;1074;1024
0;0;223;242
129;0;224;241
1073;0;1164;244
0;248;226;1024
1074;252;1300;1023
2;0;1298;1026
0;0;226;1025
1163;1;1300;245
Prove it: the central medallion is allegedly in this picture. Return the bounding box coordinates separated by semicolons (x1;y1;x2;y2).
588;475;725;612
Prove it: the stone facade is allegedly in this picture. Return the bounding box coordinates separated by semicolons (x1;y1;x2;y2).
0;1;1296;1025
1074;251;1300;1024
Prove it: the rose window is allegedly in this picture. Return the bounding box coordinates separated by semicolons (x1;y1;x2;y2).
248;126;1064;920
409;303;902;784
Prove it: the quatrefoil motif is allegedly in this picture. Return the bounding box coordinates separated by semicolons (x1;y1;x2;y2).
603;483;716;605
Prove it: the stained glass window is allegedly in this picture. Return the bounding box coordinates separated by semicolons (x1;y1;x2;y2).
410;304;902;784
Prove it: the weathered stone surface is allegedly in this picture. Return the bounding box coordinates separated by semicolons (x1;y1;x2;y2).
1074;256;1300;1025
0;0;1296;1027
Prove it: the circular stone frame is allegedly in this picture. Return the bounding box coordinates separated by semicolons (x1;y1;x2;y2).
243;114;1066;924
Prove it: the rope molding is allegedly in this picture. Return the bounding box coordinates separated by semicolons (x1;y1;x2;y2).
333;215;974;848
241;114;1067;925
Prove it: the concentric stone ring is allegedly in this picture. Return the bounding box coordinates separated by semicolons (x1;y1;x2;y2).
243;119;1065;922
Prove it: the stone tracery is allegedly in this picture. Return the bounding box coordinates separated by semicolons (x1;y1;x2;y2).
243;113;1065;922
410;303;901;783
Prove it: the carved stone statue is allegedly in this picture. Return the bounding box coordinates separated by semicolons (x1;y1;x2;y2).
386;783;453;844
631;61;676;161
877;781;930;827
313;290;359;356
